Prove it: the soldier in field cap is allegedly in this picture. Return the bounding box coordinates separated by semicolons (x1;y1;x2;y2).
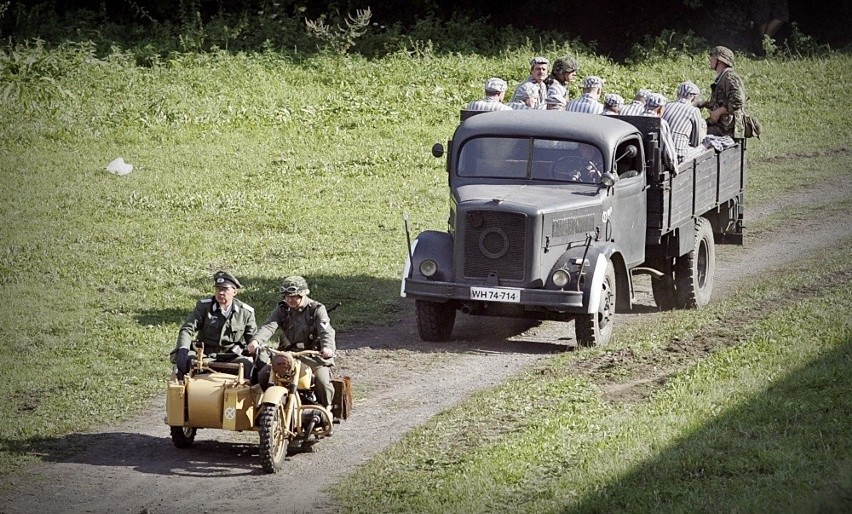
171;270;261;380
698;45;747;138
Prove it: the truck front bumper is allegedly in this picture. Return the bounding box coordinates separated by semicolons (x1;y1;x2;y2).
403;277;586;312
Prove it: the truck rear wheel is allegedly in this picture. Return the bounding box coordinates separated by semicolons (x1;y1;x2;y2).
675;217;715;308
651;258;678;311
415;300;456;342
575;260;616;347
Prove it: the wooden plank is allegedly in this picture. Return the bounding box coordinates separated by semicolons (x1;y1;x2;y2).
717;145;742;202
694;155;716;213
668;170;694;229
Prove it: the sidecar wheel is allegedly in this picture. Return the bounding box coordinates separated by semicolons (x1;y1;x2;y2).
170;426;196;448
259;403;289;473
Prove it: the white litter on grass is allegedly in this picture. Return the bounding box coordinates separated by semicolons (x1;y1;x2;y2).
106;157;134;176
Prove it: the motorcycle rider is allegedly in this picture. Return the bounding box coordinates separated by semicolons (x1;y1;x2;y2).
171;271;260;379
247;276;336;409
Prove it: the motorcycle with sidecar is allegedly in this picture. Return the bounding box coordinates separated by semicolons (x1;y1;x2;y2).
165;343;351;473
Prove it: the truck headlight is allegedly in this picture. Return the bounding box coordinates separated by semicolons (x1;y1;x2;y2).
420;259;438;278
552;269;570;288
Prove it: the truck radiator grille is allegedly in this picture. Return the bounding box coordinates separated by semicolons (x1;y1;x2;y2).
463;211;526;280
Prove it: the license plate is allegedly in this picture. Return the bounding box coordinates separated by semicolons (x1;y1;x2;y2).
470;287;521;303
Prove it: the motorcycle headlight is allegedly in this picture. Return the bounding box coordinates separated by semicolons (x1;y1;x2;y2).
552;269;570;288
420;259;438;278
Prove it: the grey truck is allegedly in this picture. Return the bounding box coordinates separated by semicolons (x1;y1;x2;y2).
401;110;745;347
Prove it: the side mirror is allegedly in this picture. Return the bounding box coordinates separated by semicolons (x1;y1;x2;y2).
601;172;618;187
615;145;638;164
431;143;445;158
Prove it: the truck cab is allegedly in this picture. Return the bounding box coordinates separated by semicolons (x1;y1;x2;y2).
402;109;744;347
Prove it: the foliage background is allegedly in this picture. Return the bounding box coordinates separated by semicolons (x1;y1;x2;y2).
1;0;850;60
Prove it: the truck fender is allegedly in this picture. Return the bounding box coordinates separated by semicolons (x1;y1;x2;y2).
401;230;454;297
586;253;611;314
550;243;624;314
260;385;289;407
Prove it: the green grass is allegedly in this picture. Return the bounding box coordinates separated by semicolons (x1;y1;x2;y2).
332;243;852;513
0;41;851;481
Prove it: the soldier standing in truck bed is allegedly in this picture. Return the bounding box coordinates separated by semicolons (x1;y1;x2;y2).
699;46;747;138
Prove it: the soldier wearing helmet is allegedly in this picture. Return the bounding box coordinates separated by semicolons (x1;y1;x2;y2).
699;46;747;138
248;276;337;409
546;56;579;107
171;270;259;380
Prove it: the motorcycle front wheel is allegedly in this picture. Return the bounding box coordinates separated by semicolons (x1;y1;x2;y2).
258;402;289;473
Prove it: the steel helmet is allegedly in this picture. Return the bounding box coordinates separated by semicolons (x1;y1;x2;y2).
711;46;734;66
280;275;310;296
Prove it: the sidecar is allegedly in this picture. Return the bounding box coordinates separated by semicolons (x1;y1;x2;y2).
165;346;353;471
165;358;261;448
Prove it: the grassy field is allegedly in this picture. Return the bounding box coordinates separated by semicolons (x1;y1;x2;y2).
332;243;852;512
1;36;851;494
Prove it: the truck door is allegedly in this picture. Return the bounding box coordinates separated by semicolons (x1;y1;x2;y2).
608;139;647;268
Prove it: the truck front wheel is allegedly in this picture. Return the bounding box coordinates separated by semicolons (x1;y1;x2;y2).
675;217;716;308
575;260;616;347
415;300;456;342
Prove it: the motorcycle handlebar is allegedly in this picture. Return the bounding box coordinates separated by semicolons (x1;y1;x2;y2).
260;345;320;359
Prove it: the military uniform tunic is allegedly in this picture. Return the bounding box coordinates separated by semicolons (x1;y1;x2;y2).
254;298;337;407
176;297;257;355
254;299;335;362
706;67;746;138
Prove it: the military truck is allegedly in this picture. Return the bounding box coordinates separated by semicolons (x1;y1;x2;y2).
401;110;745;347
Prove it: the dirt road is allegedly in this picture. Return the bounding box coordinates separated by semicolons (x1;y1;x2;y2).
1;179;850;514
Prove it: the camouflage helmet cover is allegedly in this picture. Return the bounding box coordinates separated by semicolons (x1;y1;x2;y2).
553;56;579;74
711;46;734;66
280;275;310;296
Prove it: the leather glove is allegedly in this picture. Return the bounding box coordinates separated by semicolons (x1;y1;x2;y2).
175;347;190;375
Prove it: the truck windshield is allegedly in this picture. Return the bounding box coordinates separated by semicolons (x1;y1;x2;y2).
457;137;604;184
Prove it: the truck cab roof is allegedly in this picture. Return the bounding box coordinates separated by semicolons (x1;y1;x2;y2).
454;110;642;154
